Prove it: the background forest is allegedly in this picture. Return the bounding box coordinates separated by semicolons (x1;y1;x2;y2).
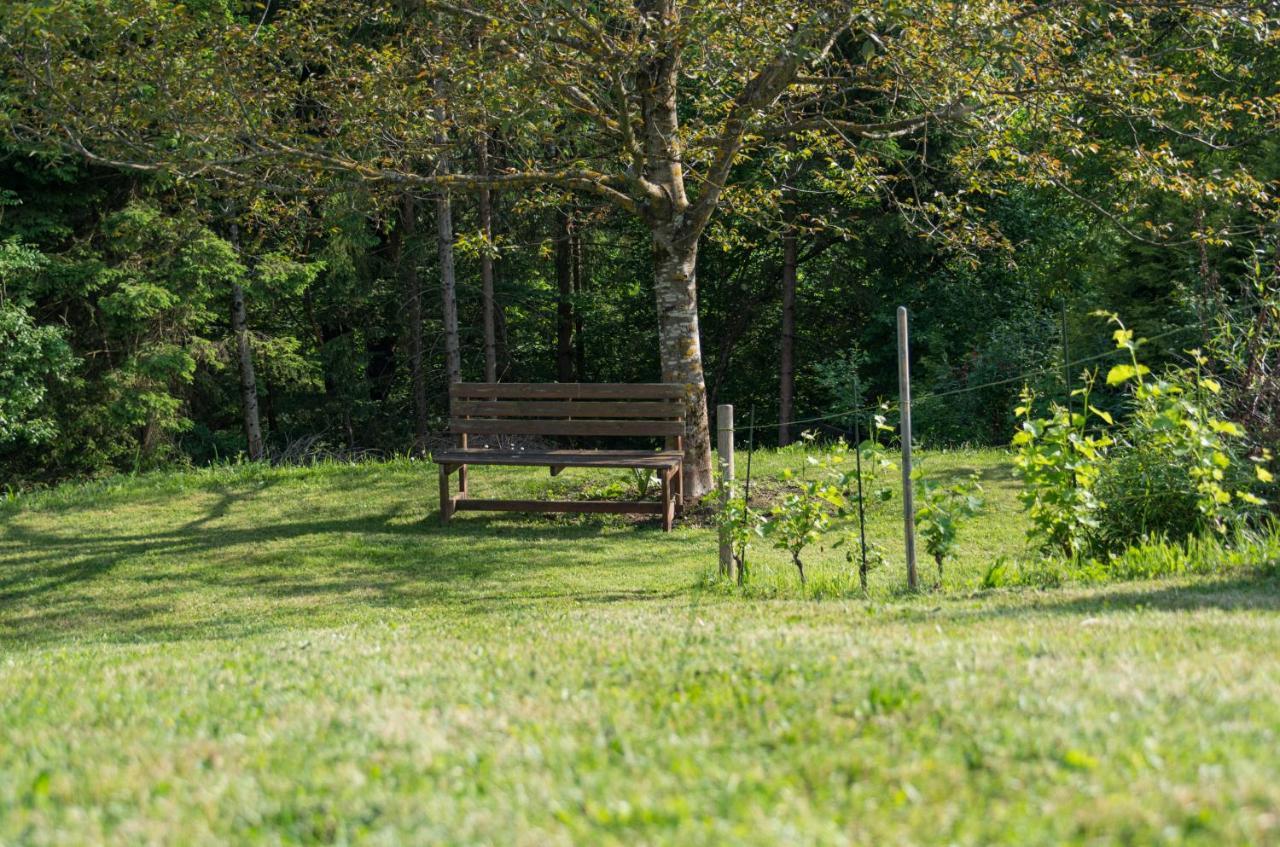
1;1;1277;488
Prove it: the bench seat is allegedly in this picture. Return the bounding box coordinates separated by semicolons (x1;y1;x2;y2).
432;448;683;470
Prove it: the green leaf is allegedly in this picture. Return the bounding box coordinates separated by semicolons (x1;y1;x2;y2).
1209;420;1243;437
1105;364;1148;386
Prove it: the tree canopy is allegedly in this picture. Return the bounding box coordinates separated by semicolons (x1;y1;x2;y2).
1;0;1277;487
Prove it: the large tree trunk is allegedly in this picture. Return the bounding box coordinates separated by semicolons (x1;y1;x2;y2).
477;137;499;383
653;234;713;499
778;205;798;446
400;195;429;451
229;223;264;461
635;0;714;499
555;208;576;382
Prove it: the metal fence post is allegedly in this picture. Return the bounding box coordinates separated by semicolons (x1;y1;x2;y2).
716;404;735;579
897;306;918;590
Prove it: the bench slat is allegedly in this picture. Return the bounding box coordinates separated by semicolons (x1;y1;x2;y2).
433;449;682;469
453;499;665;515
451;382;686;400
452;400;683;419
450;418;686;437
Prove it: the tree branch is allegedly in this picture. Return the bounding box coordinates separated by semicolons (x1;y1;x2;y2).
760;102;973;141
677;5;858;246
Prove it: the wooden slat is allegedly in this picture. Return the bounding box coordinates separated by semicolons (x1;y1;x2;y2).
452;400;683;419
450;418;685;437
432;449;682;469
451;382;686;400
454;499;664;515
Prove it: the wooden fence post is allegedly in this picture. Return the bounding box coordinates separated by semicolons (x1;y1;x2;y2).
717;404;735;579
897;306;918;590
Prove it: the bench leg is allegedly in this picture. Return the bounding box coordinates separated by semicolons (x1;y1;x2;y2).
661;466;675;532
459;463;468;495
439;464;453;524
675;463;684;511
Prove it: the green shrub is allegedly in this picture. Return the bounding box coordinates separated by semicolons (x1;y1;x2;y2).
1093;445;1203;548
1011;378;1111;557
1101;319;1267;539
720;434;895;591
1013;313;1275;561
914;471;984;585
980;524;1280;588
716;494;765;584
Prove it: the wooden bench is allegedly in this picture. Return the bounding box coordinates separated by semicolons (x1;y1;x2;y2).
434;383;686;531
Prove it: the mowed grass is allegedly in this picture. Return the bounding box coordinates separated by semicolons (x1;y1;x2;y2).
2;449;1279;845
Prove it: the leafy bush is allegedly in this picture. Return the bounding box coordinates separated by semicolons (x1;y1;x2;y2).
1206;245;1280;453
1100;318;1268;540
1013;314;1274;560
981;523;1280;588
1093;445;1205;548
764;479;835;586
720;433;895;590
716;494;765;584
1012;377;1111;556
0;299;75;448
914;472;984;585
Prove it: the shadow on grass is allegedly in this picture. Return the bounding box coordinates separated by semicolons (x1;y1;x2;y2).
913;572;1280;625
0;491;690;649
926;463;1019;485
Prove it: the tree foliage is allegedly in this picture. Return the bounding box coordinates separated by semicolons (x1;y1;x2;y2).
0;1;1277;489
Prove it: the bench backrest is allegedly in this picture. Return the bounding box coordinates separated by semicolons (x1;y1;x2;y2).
449;383;686;442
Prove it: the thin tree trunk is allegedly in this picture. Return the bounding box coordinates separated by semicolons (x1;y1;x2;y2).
435;79;462;387
229;222;264;461
264;373;279;436
436;190;461;386
400;194;429;451
653;235;714;499
555;208;576;383
477;136;499;383
495;305;510;380
572;221;586;381
303;288;355;447
778;204;798;446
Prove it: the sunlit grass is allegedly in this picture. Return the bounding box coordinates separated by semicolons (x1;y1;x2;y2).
2;450;1279;844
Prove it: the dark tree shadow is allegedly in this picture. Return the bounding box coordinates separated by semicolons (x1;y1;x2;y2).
0;487;692;648
927;463;1019;485
904;573;1280;626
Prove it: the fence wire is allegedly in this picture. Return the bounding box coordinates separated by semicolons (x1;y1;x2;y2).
733;324;1197;434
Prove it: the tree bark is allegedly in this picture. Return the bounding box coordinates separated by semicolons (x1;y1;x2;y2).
435;81;462;387
555;208;576;382
263;373;279;436
572;221;586;381
652;234;714;499
778;203;799;446
633;0;713;499
477;135;499;383
400;194;429;451
436;190;462;386
229;223;264;461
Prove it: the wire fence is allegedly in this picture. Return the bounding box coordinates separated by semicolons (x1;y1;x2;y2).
733;323;1198;435
719;320;1232;588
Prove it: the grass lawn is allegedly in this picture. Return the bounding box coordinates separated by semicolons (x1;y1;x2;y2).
2;448;1279;844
